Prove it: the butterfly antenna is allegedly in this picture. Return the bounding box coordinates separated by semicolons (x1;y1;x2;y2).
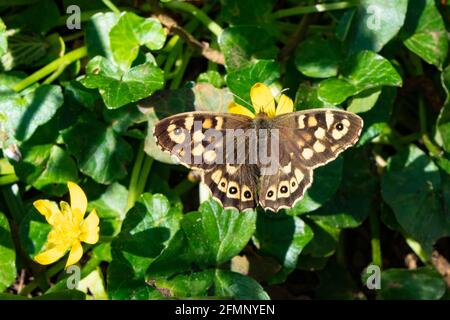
229;91;254;110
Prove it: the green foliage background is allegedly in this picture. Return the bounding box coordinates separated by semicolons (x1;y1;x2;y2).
0;0;449;300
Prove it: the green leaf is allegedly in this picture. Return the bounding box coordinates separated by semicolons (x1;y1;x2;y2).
0;84;63;148
62;116;133;184
289;156;343;215
295;83;333;110
295;36;344;78
226;60;279;104
437;65;450;152
80;56;164;109
254;212;313;269
375;267;446;300
85;12;119;60
219;26;278;71
0;18;6;56
89;183;128;238
401;0;448;69
108;193;182;299
318;51;402;105
14;144;78;196
0;212;16;292
220;0;274;26
347;88;382;114
153;269;270;300
7;0;60;34
109;12;166;70
197;71;225;88
19;207;51;259
342;0;408;53
181;199;257;267
309;148;376;228
302;220;340;258
381;144;450;252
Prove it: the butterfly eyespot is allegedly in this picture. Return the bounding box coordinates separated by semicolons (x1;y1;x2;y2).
291;181;296;187
267;190;274;197
174;127;182;135
229;187;238;194
220;182;226;187
244;191;252;199
280;186;288;193
336;123;344;131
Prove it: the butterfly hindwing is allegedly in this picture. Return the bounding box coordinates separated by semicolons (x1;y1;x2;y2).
204;163;259;211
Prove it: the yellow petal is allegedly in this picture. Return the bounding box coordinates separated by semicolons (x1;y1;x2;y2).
276;94;294;116
68;181;87;217
66;240;83;268
34;245;67;265
250;83;275;117
33;200;62;226
228;102;255;119
80;209;100;244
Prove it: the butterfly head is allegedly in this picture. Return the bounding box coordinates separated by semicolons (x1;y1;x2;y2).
228;83;294;119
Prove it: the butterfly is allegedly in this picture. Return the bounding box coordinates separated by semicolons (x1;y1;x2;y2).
154;83;363;212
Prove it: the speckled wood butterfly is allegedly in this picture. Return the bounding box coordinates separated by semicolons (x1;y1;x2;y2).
154;108;363;212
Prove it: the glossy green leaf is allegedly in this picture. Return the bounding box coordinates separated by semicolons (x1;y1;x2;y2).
226;59;279;104
381;145;450;252
197;71;225;88
401;0;448;69
289;156;343;215
85;12;119;60
219;26;278;71
110;12;166;69
0;212;16;292
0;18;6;56
19;207;51;258
15;144;78;196
302;220;340;258
80;56;164;109
437;65;450;152
343;0;408;53
318;51;402;104
108;193;183;299
254;212;313;269
220;0;274;25
309;148;376;228
62;116;133;184
295;36;343;78
89;183;128;237
181;199;257;267
375;267;446;300
0;84;63;148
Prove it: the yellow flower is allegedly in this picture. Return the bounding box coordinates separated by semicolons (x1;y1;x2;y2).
33;182;100;268
228;82;294;118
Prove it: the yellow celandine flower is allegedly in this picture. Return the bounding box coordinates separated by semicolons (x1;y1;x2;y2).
33;182;100;268
228;82;294;118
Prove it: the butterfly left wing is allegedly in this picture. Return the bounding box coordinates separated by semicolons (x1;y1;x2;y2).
258;109;363;212
153;111;252;170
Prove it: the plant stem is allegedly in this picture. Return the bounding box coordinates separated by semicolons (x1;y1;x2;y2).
127;142;146;211
419;97;442;157
13;46;87;92
43;62;69;85
136;156;153;197
369;206;382;268
271;1;358;19
163;1;223;37
170;48;193;89
102;0;121;14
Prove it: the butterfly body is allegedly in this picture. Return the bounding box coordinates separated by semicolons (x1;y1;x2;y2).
154;107;363;212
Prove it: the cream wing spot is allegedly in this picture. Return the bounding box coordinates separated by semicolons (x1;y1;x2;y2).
342;118;351;127
192;144;205;156
313;141;326;153
294;168;304;183
215;117;224;130
211;169;222;184
266;186;277;201
202;118;213;129
203;150;217;163
307;116;318;127
169;129;186;144
193;130;205;142
226;164;239;175
302;148;314;160
184;117;194;131
325;111;334;129
314;127;326;140
298;115;306;129
282;162;292;174
241;185;253;201
290;177;299;192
